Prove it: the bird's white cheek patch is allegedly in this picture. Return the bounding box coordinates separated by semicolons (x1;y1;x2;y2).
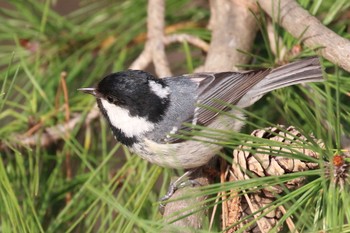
101;99;154;137
149;81;170;99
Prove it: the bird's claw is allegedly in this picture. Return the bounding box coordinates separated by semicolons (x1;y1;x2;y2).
159;170;201;214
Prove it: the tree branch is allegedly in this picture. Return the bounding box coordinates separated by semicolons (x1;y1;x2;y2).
257;0;350;72
161;169;208;232
130;33;209;71
164;34;209;52
129;46;153;71
147;0;172;77
130;0;172;77
0;108;99;150
204;0;258;71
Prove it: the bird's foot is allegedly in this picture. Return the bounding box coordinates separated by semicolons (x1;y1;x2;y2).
159;169;201;214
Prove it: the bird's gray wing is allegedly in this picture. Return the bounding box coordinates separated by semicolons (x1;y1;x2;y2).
163;70;270;143
162;70;269;144
184;57;322;127
186;70;271;126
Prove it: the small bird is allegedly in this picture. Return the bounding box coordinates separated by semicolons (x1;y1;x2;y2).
79;57;323;169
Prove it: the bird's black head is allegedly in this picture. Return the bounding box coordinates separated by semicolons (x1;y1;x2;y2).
96;70;170;123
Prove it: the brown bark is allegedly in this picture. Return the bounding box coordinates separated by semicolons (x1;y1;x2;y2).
204;0;258;72
257;0;350;72
130;0;171;77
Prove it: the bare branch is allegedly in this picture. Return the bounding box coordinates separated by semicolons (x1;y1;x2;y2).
257;0;350;72
130;32;209;72
161;168;210;232
204;0;258;71
148;0;171;77
130;0;172;77
164;34;209;52
129;45;152;70
0;107;100;151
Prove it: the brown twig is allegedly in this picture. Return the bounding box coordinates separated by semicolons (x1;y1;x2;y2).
59;71;73;204
130;33;209;72
220;161;229;230
1;108;100;151
221;164;241;232
60;72;70;122
257;0;350;72
24;122;43;137
130;0;172;77
164;34;209;52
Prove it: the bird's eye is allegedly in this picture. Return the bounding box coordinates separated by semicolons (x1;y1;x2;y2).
106;96;114;104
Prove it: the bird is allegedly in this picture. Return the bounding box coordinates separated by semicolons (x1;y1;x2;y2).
78;57;323;170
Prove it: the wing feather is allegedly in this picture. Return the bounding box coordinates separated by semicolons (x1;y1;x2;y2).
166;57;323;143
166;70;270;143
193;69;271;126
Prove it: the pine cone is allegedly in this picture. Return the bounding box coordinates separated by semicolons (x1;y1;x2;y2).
226;125;323;233
233;126;320;192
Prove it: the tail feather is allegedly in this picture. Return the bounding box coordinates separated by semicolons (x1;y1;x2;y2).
237;57;324;108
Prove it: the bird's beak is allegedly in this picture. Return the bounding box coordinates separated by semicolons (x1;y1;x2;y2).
77;87;97;96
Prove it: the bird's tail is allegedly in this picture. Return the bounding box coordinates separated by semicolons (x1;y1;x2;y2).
237;57;324;108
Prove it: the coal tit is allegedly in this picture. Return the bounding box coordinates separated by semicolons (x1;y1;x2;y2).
79;57;323;169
